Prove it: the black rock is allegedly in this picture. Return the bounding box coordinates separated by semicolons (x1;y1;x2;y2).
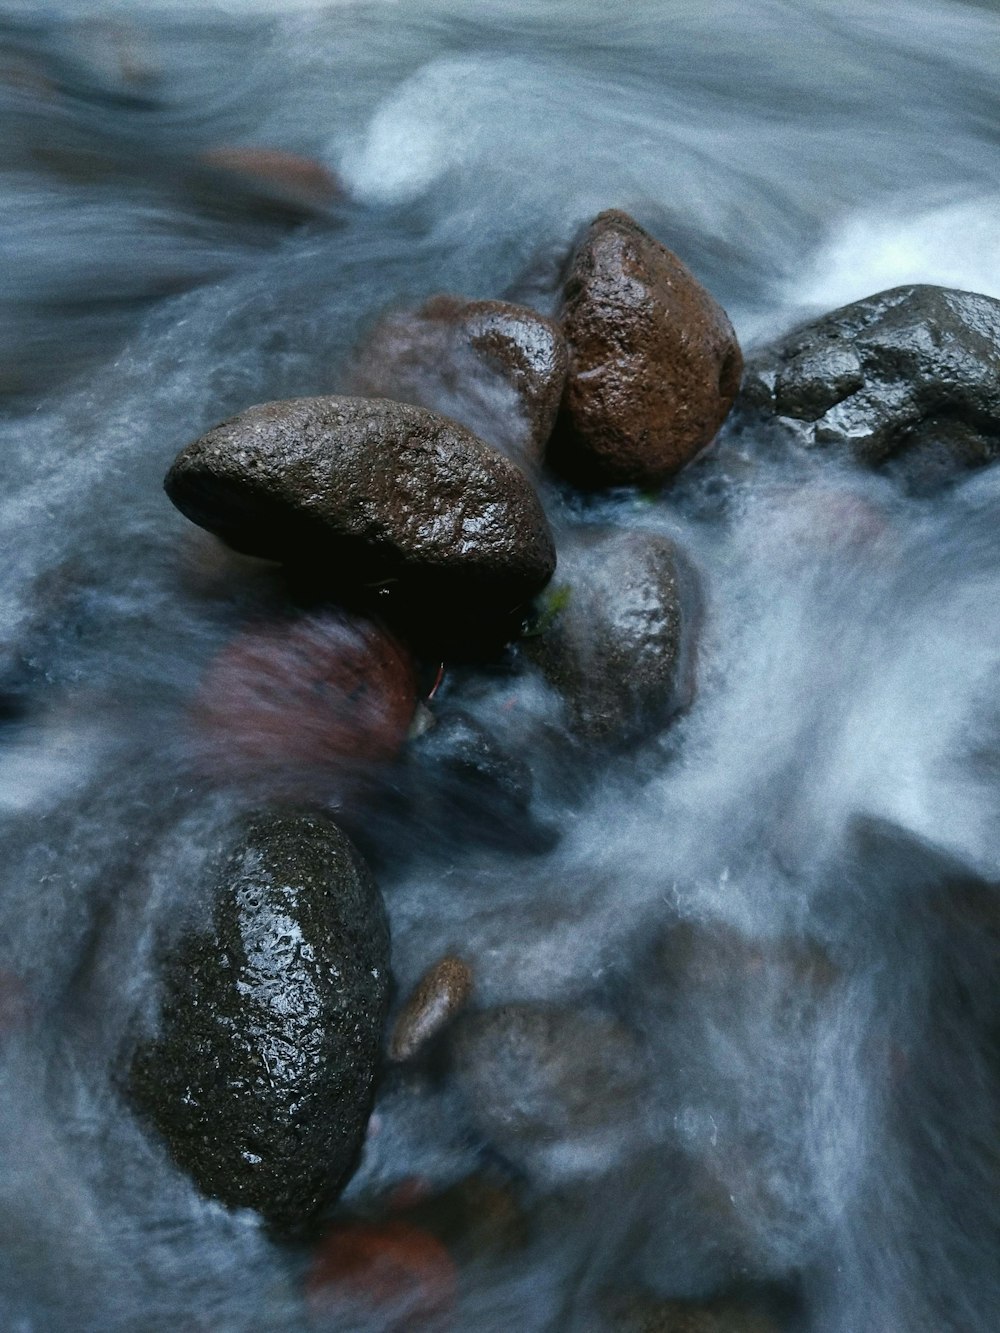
128;810;390;1237
164;396;557;648
740;284;1000;492
520;526;700;748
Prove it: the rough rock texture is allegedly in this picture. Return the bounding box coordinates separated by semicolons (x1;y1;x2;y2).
551;210;743;486
350;295;568;464
739;284;1000;491
521;526;699;747
389;955;473;1063
165;396;556;642
451;1002;647;1180
129;811;390;1237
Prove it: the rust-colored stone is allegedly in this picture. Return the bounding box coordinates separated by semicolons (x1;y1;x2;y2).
351;295;567;465
552;209;742;487
389;955;473;1062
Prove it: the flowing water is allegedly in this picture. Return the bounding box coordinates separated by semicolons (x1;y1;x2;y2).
2;1;1000;1329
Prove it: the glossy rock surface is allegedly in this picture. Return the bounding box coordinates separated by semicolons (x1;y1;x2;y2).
552;210;743;487
350;294;568;464
129;811;390;1237
165;395;556;638
740;284;1000;491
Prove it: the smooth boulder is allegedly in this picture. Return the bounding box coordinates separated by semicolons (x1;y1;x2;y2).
350;295;568;465
165;396;556;641
521;526;699;747
129;810;390;1237
739;284;1000;491
551;209;743;486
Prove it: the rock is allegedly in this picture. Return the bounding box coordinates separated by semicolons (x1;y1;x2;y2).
406;708;555;851
349;295;568;465
389;956;473;1063
199;146;342;212
607;1292;784;1332
520;526;699;748
128;811;390;1237
739;284;1000;492
191;611;415;786
306;1219;456;1331
551;209;743;486
451;1002;647;1180
165;396;556;645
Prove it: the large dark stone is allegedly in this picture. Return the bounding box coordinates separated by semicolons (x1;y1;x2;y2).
551;210;743;487
521;526;699;748
129;810;390;1237
739;284;1000;491
349;295;568;466
164;396;556;642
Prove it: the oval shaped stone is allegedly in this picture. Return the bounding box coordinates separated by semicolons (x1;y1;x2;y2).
128;810;390;1237
164;396;556;638
551;210;743;487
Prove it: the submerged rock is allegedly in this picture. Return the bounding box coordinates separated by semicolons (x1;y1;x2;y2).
521;526;699;748
740;284;1000;491
551;209;743;487
129;811;390;1237
451;1002;647;1180
191;611;415;786
165;396;556;643
607;1292;785;1332
389;956;473;1063
306;1219;456;1331
350;295;568;464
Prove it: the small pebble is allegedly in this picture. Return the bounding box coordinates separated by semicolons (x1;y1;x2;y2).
389;956;473;1062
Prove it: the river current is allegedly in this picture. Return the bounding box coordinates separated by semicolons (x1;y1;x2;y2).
2;2;1000;1329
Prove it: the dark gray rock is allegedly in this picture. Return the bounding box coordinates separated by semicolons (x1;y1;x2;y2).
740;284;1000;491
550;210;743;487
451;1002;647;1180
349;295;568;466
129;810;389;1237
521;526;699;748
164;396;556;643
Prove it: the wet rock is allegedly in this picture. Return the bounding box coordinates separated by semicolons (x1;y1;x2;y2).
406;708;555;851
129;811;390;1238
521;526;699;748
392;1170;528;1261
306;1220;456;1331
739;284;1000;492
451;1002;647;1180
165;396;556;645
389;956;473;1063
607;1292;785;1332
350;295;568;465
551;209;743;487
191;611;415;787
198;146;343;217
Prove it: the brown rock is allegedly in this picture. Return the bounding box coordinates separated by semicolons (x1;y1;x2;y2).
191;611;416;785
350;295;568;465
198;146;343;216
552;209;743;486
389;955;473;1062
609;1293;783;1333
164;396;556;643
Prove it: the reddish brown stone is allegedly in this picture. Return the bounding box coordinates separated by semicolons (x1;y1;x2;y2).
306;1220;456;1330
199;146;342;212
388;955;473;1062
351;295;567;465
191;612;415;782
552;209;743;486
